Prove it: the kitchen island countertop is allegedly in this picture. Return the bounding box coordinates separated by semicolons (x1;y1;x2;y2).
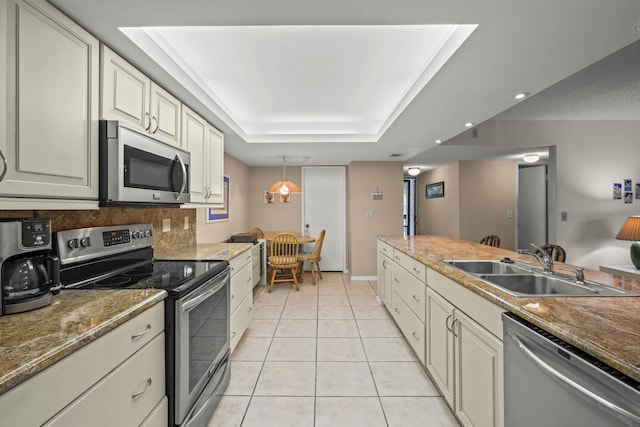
380;235;640;382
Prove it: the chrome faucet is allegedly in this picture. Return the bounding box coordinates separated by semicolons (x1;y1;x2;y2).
518;243;554;273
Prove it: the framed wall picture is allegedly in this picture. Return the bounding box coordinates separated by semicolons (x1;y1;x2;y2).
206;176;230;222
264;190;275;204
613;183;622;200
426;181;445;199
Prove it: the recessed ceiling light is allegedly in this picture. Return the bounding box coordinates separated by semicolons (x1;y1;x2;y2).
407;167;421;176
390;153;403;157
522;153;540;163
435;139;443;144
464;122;474;128
514;92;529;100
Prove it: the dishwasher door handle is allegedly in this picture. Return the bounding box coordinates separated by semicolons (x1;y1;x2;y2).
509;331;640;425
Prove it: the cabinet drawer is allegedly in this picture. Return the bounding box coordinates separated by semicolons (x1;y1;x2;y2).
230;249;252;275
392;266;426;322
379;241;394;258
0;302;164;426
393;250;426;282
140;396;168;427
391;291;425;364
230;293;253;351
231;263;253;312
45;333;166;427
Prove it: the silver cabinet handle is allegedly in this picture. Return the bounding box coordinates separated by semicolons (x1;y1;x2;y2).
0;149;7;182
132;378;152;399
151;116;159;134
393;277;400;283
144;112;151;131
231;294;235;300
231;331;237;338
248;306;253;313
412;294;420;302
394;307;400;314
412;332;420;340
446;314;453;332
131;324;152;339
413;267;421;274
509;332;640;424
451;318;459;338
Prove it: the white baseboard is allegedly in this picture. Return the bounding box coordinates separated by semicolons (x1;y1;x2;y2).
350;275;378;281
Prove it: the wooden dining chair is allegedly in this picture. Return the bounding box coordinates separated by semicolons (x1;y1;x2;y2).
267;232;300;292
249;227;265;239
297;229;326;285
535;244;566;262
479;234;501;247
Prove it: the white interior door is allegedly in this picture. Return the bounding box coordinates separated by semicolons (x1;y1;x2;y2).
302;167;346;272
518;165;547;249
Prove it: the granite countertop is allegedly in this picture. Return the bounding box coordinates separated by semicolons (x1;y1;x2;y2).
0;289;166;395
155;242;253;261
380;235;640;382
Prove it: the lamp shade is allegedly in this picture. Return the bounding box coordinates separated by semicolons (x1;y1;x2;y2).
616;216;640;269
267;180;302;194
615;216;640;240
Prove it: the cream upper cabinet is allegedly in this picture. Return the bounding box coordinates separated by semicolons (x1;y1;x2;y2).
181;105;225;206
0;0;99;205
101;45;181;145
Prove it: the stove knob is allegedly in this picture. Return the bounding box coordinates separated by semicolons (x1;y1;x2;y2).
132;231;140;239
67;238;78;249
80;237;91;247
145;230;151;237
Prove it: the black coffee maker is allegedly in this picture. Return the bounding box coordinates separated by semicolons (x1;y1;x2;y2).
0;218;60;315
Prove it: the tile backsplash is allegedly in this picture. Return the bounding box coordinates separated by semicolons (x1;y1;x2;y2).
0;208;197;253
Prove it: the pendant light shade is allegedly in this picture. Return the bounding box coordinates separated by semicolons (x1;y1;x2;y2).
268;157;302;194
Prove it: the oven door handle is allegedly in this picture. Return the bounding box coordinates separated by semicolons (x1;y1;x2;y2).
509;331;640;424
182;271;229;312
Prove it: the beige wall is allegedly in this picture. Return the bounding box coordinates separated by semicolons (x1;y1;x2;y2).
197;153;251;243
459;160;517;250
347;162;404;277
248;166;303;233
418;162;460;238
417;160;517;250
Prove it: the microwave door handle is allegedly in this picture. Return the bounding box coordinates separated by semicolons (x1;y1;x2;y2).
174;153;187;200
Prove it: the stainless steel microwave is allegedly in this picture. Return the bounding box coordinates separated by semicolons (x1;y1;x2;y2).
99;120;190;207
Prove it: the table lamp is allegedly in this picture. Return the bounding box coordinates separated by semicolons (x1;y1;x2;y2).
615;215;640;269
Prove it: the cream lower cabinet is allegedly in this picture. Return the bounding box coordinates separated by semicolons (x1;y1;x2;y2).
180;106;225;206
101;45;182;145
0;303;166;426
0;0;99;207
252;240;266;286
377;241;394;305
230;248;254;351
386;249;426;364
427;269;504;427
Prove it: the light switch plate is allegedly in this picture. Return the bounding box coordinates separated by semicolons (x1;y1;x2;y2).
184;217;189;230
162;218;171;232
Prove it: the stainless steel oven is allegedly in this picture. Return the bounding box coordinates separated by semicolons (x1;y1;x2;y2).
99;120;191;207
55;224;230;427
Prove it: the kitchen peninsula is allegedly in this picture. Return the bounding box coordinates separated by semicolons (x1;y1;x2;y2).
380;235;640;380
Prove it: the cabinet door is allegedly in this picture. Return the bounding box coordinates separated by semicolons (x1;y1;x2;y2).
425;288;455;405
181;105;208;203
454;310;503;427
149;82;181;145
207;124;225;205
100;45;151;130
378;253;393;306
0;0;99;200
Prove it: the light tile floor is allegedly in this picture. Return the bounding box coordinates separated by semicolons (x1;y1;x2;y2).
208;273;461;427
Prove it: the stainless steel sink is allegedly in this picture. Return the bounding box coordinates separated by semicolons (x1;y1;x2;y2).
442;259;640;297
444;260;531;275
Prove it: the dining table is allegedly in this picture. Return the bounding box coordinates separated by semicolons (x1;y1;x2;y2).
262;231;316;244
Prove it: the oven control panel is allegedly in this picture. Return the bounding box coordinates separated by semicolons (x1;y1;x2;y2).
55;224;154;265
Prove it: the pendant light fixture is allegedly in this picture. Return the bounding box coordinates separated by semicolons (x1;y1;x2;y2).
267;156;302;195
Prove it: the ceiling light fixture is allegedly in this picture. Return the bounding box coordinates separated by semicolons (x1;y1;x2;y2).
464;122;474;128
267;156;302;195
407;167;421;176
514;92;530;100
522;153;540;163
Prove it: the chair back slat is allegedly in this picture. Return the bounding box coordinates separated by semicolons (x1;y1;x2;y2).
270;233;299;261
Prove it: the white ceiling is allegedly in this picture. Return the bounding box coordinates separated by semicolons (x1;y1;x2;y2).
49;0;640;167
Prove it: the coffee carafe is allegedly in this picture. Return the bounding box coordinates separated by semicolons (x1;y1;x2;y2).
0;218;60;315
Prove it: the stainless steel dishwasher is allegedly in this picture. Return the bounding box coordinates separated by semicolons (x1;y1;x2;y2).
502;312;640;427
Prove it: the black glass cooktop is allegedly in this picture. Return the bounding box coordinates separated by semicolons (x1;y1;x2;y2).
60;248;228;297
